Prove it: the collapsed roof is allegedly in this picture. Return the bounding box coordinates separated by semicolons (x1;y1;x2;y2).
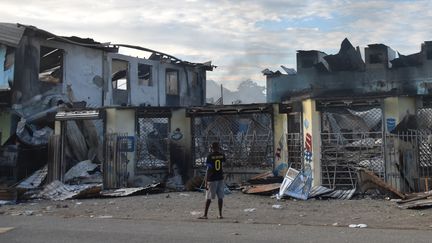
0;23;214;70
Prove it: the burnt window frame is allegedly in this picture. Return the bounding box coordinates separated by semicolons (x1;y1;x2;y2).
39;46;64;83
166;68;179;95
111;59;129;91
138;63;153;87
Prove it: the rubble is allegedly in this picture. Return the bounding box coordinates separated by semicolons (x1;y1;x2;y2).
348;224;368;228
35;180;101;201
397;190;432;209
16;165;47;189
357;168;405;199
247;171;283;184
64;160;99;183
100;183;163;197
242;183;281;195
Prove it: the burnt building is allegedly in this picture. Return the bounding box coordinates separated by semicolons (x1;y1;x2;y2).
0;23;213;189
265;38;432;193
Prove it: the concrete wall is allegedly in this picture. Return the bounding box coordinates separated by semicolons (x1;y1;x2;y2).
43;40;105;107
13;35;105;106
105;108;136;183
106;53;205;107
272;104;288;175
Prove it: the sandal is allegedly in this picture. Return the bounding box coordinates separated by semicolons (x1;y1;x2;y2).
198;216;208;219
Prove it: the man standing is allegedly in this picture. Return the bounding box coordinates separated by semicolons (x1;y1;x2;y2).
199;142;225;219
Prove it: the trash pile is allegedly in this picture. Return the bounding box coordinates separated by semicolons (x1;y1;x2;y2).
1;158;165;203
240;165;410;203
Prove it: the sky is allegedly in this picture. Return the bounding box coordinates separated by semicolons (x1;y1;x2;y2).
1;0;432;90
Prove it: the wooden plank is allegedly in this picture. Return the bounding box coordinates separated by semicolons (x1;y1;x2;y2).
398;190;432;204
242;183;281;195
358;168;406;199
398;198;432;209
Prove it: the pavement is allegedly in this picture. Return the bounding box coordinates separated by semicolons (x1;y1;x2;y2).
1;215;432;243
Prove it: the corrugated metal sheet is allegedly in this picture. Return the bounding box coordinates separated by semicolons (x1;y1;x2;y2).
35;180;101;201
0;23;25;47
16;165;47;189
308;185;356;200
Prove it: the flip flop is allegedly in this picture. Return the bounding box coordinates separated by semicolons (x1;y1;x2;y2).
217;216;224;219
198;216;208;219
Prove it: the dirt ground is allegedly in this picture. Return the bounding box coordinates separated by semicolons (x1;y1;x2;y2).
1;191;432;230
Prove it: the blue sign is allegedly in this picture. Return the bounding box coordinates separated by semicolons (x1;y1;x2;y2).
386;118;396;132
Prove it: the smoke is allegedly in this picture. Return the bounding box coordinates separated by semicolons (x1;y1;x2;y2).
206;79;266;104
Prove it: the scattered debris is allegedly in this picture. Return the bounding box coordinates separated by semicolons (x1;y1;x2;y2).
64;160;98;183
348;224;368;228
272;204;282;209
397;190;432;209
357;168;405;199
0;227;15;234
100;183;162;197
309;186;357;200
308;186;334;198
16;165;48;189
96;215;113;219
277;167;313;200
0;200;15;205
242;183;281;195
277;167;299;199
190;211;201;216
247;171;283;184
35;180;101;201
0;187;17;201
243;208;256;213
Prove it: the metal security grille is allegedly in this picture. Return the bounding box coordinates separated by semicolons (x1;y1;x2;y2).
104;133;129;189
383;107;432;193
320;107;384;189
418;108;432;174
287;133;303;170
287;112;303;170
136;117;169;171
47;135;61;183
192;113;273;170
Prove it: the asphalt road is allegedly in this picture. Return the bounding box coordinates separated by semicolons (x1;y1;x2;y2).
1;215;432;243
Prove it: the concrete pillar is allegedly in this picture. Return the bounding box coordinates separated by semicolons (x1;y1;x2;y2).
169;108;192;180
383;96;417;192
105;108;136;183
272;104;288;175
302;99;321;186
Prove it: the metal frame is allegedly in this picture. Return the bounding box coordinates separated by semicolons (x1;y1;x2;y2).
319;102;384;189
191;111;274;171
